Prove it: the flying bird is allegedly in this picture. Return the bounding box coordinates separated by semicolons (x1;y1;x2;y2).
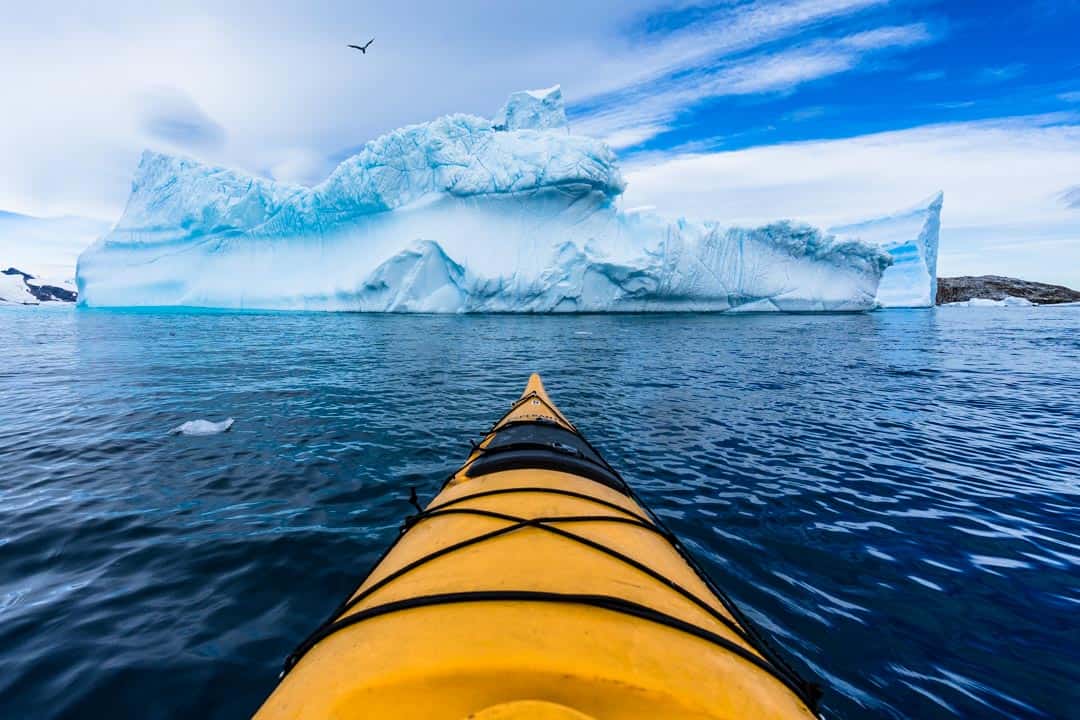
348;39;374;54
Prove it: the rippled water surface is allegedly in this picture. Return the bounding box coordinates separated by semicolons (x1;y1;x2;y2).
1;306;1078;719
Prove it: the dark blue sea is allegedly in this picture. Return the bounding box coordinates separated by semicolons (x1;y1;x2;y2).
1;306;1078;719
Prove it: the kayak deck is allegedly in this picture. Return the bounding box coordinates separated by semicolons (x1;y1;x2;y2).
255;375;819;719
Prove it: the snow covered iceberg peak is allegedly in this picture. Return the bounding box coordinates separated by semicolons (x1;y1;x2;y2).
314;106;623;219
493;85;568;132
78;86;914;313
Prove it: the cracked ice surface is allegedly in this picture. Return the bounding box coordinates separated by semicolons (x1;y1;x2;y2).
78;86;927;313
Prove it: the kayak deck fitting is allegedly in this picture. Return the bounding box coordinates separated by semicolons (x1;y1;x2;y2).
255;374;820;719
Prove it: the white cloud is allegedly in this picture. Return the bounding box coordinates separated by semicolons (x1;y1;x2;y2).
783;106;828;122
600;125;674;151
574;23;935;147
580;0;888;96
976;63;1027;84
836;23;932;50
911;69;946;82
621;114;1080;287
264;148;331;186
137;86;225;151
707;46;857;94
937;100;977;109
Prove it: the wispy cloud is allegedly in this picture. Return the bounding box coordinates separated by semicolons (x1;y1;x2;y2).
910;70;946;82
836;23;932;50
1059;91;1080;103
937;100;977;109
598;0;889;94
575;21;935;147
783;106;828;122
976;63;1027;84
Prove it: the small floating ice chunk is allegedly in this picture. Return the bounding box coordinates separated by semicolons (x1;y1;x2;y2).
173;418;234;436
943;296;1034;307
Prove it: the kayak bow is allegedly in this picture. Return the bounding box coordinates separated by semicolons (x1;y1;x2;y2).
255;374;820;719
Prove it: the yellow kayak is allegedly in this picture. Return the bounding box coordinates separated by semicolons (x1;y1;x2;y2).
255;374;820;719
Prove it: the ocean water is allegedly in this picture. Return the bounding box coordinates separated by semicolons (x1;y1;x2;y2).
1;306;1078;719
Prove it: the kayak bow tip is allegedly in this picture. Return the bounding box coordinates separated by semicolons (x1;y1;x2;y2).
523;372;547;400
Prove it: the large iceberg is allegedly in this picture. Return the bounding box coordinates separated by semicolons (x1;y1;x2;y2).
78;87;910;313
831;193;943;308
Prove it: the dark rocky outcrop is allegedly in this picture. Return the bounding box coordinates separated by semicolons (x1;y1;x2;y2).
2;267;78;303
936;276;1080;305
30;283;78;303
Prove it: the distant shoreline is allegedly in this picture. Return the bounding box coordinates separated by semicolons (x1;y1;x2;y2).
936;276;1080;305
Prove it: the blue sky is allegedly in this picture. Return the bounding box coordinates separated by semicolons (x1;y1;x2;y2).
577;0;1080;153
1;0;1078;284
